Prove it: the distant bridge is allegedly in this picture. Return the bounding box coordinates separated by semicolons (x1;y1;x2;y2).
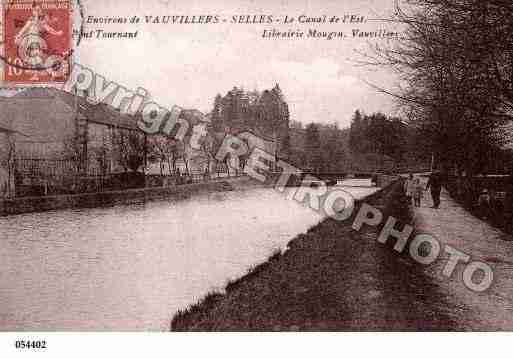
267;171;397;188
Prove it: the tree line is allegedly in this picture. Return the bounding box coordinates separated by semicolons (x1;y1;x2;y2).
287;121;348;174
349;110;411;164
366;0;513;175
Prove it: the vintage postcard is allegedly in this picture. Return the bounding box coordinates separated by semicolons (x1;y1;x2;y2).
0;0;512;355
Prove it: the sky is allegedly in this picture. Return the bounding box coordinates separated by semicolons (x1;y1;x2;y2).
75;0;403;128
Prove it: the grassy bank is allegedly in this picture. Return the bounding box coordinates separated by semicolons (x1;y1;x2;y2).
171;179;458;331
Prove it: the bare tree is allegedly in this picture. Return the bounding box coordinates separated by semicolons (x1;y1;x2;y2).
112;128;146;173
361;0;513;174
148;136;181;176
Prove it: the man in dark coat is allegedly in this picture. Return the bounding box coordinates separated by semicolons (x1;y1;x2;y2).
426;171;444;209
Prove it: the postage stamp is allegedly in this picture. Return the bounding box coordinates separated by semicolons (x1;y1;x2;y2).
2;0;72;84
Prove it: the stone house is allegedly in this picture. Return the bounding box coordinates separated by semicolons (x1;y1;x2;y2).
0;87;145;194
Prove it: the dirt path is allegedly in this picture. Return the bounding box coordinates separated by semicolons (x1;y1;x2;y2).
412;179;513;330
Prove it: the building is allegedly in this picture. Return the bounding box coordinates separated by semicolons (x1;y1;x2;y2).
146;108;215;177
0;87;145;195
0;87;222;195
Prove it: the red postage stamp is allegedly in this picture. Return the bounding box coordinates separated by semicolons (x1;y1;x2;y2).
2;0;72;84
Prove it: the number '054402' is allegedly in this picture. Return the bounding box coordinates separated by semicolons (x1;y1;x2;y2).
15;340;47;350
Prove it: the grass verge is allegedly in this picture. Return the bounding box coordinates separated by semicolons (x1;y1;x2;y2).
171;180;457;331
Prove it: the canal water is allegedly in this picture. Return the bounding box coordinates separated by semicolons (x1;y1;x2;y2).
0;185;377;331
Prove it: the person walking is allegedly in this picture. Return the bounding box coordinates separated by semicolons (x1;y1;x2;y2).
426;171;444;209
478;188;491;220
413;178;423;207
404;173;415;206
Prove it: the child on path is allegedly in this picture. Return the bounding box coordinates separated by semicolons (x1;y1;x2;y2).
404;174;416;206
413;178;423;207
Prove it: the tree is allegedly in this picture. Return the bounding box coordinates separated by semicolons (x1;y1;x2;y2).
62;133;85;175
349;110;365;153
364;0;513;174
91;143;110;177
112;129;146;173
148;136;180;176
319;123;346;172
280;131;291;161
199;133;216;175
0;134;16;198
212;94;224;132
257;85;290;163
305;123;322;173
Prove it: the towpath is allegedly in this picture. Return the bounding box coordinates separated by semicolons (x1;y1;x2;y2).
412;178;513;330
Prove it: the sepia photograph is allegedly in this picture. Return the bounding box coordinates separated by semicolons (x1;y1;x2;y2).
0;0;512;356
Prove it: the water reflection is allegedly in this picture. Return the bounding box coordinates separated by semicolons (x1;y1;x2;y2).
0;186;376;331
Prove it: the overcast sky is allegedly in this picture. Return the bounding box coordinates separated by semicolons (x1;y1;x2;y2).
76;0;403;128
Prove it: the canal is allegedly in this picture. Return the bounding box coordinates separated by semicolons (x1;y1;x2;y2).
0;184;376;331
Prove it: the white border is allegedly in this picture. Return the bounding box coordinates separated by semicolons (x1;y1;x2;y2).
0;333;511;359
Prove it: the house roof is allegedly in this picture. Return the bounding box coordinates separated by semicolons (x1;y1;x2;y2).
0;87;146;146
0;95;73;142
15;87;141;130
1;88;210;142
